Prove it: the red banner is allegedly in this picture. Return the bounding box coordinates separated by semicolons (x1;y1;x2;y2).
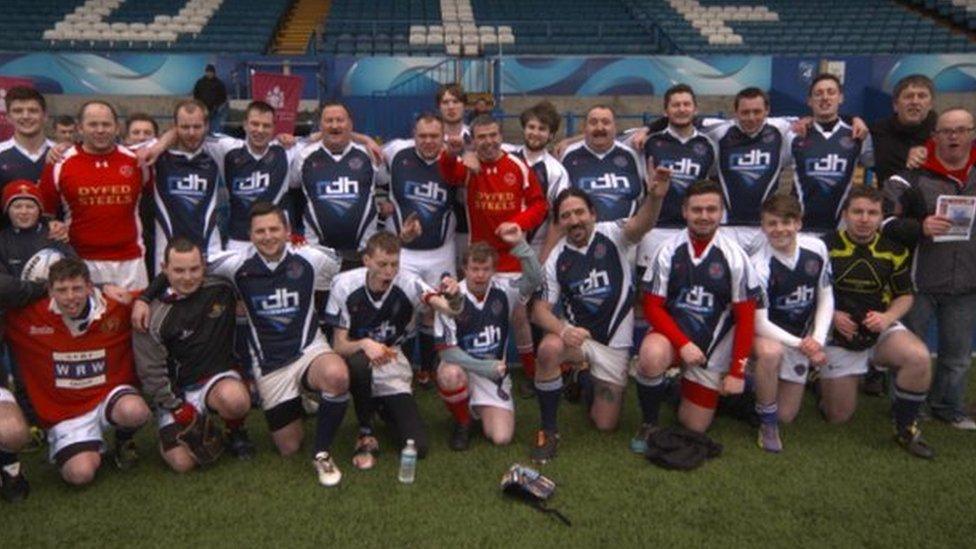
250;72;303;135
0;77;35;141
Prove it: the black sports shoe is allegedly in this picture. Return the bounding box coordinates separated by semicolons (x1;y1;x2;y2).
895;423;935;460
530;430;559;464
114;438;138;471
227;428;256;460
449;421;471;452
0;465;29;503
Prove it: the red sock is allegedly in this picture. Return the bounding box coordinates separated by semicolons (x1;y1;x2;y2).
520;352;537;379
438;384;471;426
224;417;244;432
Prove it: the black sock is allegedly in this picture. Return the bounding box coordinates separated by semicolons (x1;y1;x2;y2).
892;384;926;433
535;377;563;433
578;369;594;408
419;331;436;375
635;373;667;425
315;391;349;454
0;451;17;467
115;428;136;443
347;351;375;432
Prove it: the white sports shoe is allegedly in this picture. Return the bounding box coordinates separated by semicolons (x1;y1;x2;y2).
950;416;976;431
314;451;342;487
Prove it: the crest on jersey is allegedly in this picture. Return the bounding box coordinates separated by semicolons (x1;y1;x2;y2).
491;298;504;316
840;136;855;150
793;363;807;377
593;242;607;259
287;261;304;280
348;157;364;171
804;258;821;276
693;143;708;156
503;173;517;186
119;165;134;177
762;130;777;144
708;262;725;280
101;316;121;333
613;155;628;168
208;301;226;318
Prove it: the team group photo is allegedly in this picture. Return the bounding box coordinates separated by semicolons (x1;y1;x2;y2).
2;0;976;546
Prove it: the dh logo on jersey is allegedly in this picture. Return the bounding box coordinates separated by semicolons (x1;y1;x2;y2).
461;325;503;358
729;149;771;182
774;285;815;313
252;288;301;331
579;173;631;191
660;158;702;186
233;171;271;196
368;320;398;344
405;180;449;212
569;268;612;312
167;174;209;206
805;154;848;191
315;176;361;215
676;285;715;327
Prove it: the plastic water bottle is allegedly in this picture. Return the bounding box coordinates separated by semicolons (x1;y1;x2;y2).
398;439;417;484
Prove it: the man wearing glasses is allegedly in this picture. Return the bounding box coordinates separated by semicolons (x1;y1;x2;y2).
882;107;976;431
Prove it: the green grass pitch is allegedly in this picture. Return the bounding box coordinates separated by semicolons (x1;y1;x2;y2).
4;380;976;547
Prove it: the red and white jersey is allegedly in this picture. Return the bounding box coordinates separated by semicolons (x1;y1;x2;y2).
39;145;150;261
4;289;138;427
439;151;548;272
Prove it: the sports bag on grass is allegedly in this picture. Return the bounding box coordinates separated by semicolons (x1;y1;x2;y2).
643;426;722;470
500;464;571;526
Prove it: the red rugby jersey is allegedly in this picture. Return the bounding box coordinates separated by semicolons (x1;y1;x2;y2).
439;151;547;272
39;145;149;261
4;290;138;427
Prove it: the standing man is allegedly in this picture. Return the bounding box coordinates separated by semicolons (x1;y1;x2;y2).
707;88;794;253
39;100;151;289
791;74;874;235
134;238;255;473
53;115;77;146
870;75;936;184
883;107;976;430
435;84;471;264
529;167;669;463
123;113;158;147
292;102;383;269
382;114;458;387
635;84;717;269
560;105;646;224
821;186;933;458
4;258;151;485
0;87;52;201
151;99;222;272
638;180;761;439
193;64;228;132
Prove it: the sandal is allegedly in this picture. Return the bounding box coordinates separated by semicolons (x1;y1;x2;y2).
352;435;379;470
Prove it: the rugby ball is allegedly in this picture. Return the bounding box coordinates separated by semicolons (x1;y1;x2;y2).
21;248;67;283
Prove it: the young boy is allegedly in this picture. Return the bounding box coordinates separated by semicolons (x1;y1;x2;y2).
750;194;833;452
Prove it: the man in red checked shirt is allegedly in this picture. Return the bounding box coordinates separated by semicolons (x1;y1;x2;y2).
636;179;762;440
439;114;548;387
39;101;151;290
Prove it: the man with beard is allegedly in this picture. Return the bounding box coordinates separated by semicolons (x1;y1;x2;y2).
529;168;669;463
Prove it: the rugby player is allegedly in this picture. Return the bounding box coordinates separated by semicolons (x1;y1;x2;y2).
0;87;51;203
750;195;833;452
325;231;464;469
5;258;151;485
822;186;933;458
434;227;542;450
529;165;670;463
134;238;255;472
